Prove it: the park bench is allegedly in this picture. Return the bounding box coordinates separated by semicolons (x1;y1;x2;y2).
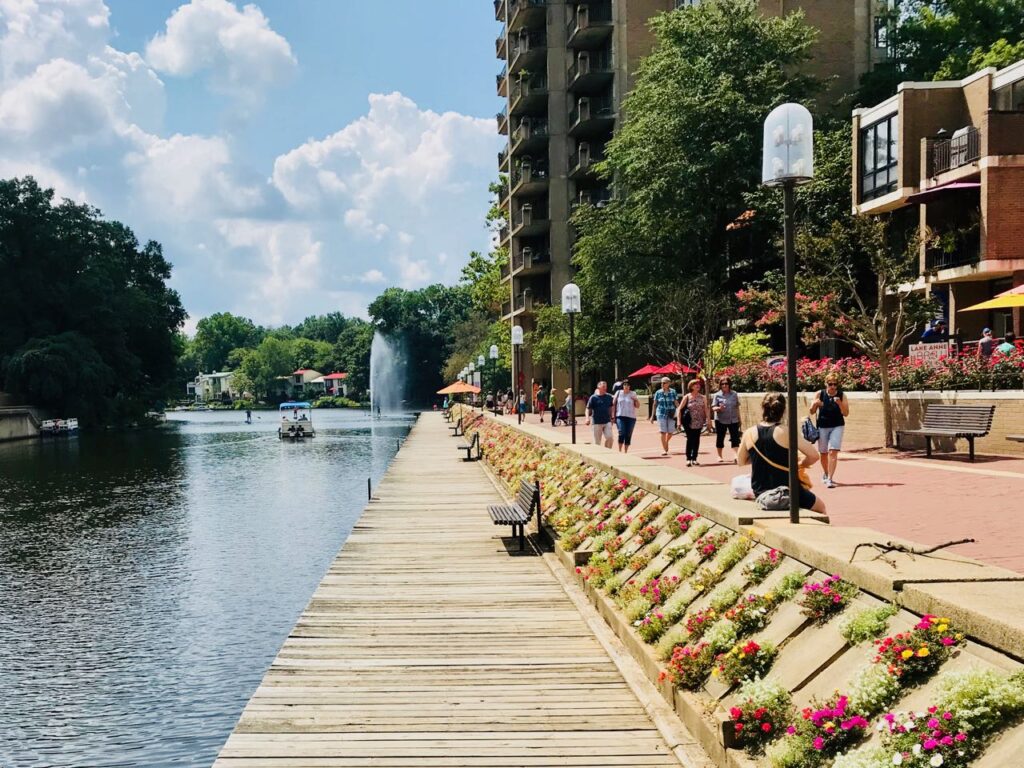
896;404;996;461
443;408;453;422
458;430;483;462
448;416;464;436
1009;435;1024;444
487;478;540;551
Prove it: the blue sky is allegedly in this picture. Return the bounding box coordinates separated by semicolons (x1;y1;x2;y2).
0;0;504;330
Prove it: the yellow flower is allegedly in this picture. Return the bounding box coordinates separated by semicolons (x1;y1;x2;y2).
937;624;948;632
940;617;950;623
824;722;836;731
765;593;775;602
901;649;914;660
918;647;930;657
711;668;720;677
739;652;746;659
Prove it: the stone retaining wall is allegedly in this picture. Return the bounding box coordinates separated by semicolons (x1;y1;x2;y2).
456;406;1024;768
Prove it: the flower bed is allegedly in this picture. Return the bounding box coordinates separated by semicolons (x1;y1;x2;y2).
718;351;1024;393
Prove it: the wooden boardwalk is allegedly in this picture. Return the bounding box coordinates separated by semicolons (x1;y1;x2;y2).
215;413;683;768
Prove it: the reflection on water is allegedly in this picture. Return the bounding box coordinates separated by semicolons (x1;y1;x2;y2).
0;409;414;767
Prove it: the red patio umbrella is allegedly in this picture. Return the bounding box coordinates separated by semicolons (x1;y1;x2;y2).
626;364;661;378
653;361;699;375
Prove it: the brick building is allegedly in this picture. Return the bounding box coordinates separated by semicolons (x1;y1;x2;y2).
851;59;1024;343
494;0;890;399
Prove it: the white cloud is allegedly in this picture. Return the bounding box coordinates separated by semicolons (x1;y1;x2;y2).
396;254;431;288
344;209;389;240
146;0;295;111
0;0;111;83
359;269;385;284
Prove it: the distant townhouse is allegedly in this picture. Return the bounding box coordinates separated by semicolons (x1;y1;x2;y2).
189;371;237;403
852;58;1024;342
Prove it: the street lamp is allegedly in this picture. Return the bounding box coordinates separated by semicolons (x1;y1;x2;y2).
511;325;524;423
489;344;499;412
561;282;581;445
763;103;814;524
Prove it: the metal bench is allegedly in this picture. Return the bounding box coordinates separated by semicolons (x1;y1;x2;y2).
448;416;464;436
458;430;483;462
487;478;540;551
897;404;996;461
1009;435;1024;444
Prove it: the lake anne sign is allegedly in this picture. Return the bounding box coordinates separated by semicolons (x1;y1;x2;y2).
909;342;952;366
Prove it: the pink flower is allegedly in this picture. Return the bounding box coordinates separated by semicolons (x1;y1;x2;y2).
812;737;825;750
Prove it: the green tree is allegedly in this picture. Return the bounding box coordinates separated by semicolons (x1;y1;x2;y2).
291;312;349;343
333;319;373;398
0;177;185;423
192;312;262;373
235;336;296;401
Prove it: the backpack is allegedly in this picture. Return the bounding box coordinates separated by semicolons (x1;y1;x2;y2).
801;415;820;444
756;486;790;511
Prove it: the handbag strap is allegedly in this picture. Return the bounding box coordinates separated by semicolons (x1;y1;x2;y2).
751;442;791;474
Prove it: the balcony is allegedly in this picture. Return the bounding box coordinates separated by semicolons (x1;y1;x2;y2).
509;0;546;33
928;127;980;177
509;29;546;75
510;161;549;198
568;94;615;139
496;29;507;59
496;65;508;97
571;185;613;211
925;242;980;272
567;1;613;49
501;298;513;318
569;141;605;179
498;146;510;171
510;118;549;157
510;73;548;116
494;0;506;21
496;106;508;135
511;203;550;238
499;225;510;245
511;290;551;316
499;260;511;282
568;50;613;94
510;246;551;276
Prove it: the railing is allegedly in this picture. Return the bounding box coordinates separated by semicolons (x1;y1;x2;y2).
494;0;507;21
511;163;549;188
510;29;546;63
510;74;548;103
925;243;980;271
496;30;506;58
509;0;546;17
501;299;512;317
511;205;547;229
569;94;614;128
498;146;510;167
572;185;613;210
496;65;507;91
496;107;508;133
567;0;613;38
572;144;605;172
512;119;549;145
568;50;612;83
500;261;511;279
929;127;980;176
512;249;551;272
499;225;509;242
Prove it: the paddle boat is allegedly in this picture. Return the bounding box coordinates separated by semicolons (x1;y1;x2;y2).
278;402;315;440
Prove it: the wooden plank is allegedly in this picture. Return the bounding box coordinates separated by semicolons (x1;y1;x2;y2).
215;414;682;767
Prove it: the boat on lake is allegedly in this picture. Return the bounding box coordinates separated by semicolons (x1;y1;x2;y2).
278;402;315;440
40;418;78;436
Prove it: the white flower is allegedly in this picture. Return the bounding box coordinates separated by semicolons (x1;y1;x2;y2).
930;755;944;767
906;721;917;731
892;753;903;765
912;744;922;755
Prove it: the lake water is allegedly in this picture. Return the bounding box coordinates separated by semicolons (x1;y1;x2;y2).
0;409;415;767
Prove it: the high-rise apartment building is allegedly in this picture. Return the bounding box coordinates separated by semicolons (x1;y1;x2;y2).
493;0;889;401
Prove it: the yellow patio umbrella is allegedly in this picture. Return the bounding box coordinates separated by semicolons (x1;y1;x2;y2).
958;290;1024;312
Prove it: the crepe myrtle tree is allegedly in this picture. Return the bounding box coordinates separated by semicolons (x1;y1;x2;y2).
738;214;934;448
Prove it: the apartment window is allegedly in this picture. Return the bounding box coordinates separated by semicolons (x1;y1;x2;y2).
873;17;888;49
675;0;701;7
861;114;899;202
994;79;1024;111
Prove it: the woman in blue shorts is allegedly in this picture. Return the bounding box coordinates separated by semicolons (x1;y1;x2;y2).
648;376;678;456
809;373;850;489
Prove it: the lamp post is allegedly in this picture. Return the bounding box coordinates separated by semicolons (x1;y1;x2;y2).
561;282;581;445
489;344;499;412
511;325;524;423
762;103;814;524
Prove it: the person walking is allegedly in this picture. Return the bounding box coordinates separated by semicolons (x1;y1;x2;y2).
997;332;1018;355
649;377;678;457
536;384;547;421
738;393;826;514
586;381;614;448
485;391;495;411
549;388;558;426
677;379;708;467
612;380;640;453
711;376;741;463
517;390;527;424
809;373;849;488
978;328;995;359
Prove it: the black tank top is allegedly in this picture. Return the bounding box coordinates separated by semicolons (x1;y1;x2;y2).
751;424;790;495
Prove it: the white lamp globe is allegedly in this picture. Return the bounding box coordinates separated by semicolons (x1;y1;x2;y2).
561;282;581;314
511;325;524;346
762;103;814;186
489;344;499;360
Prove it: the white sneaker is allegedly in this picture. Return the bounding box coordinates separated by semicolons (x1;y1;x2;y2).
822;473;829;482
825;478;836;488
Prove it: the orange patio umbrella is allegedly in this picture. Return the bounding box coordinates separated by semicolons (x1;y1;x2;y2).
436;381;481;395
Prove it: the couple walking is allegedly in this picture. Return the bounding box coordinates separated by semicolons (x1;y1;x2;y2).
585;380;640;453
650;376;741;466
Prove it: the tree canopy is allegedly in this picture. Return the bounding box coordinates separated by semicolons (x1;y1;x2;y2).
0;177;186;424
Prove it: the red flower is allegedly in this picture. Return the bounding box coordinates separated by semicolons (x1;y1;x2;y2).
761;722;772;733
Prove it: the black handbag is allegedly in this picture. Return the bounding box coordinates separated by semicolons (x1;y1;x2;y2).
680;398;693;430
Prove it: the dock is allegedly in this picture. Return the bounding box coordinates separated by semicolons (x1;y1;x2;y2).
215;413;683;767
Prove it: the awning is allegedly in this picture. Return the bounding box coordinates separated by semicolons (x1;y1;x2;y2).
905;181;980;205
959;293;1024;312
626;364;661;378
437;381;481;395
653;362;699;375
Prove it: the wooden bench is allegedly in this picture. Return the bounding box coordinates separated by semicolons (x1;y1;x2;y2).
488;478;540;551
897;404;996;461
458;430;482;462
